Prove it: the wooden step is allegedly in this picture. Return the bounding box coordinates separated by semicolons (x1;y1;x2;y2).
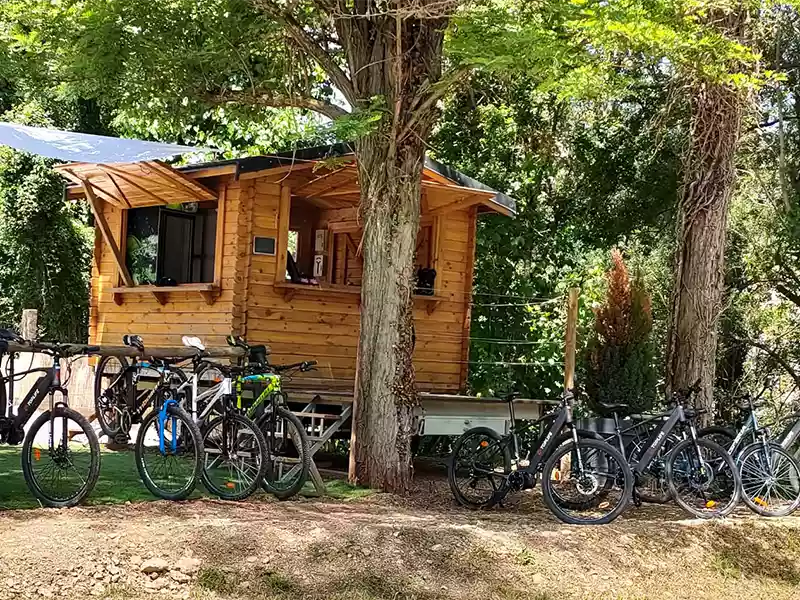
293;411;341;420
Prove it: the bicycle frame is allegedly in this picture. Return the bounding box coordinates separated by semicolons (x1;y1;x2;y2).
472;397;578;478
0;355;71;448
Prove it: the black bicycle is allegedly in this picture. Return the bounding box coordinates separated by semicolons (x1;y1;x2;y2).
0;330;101;508
93;335;190;443
118;337;204;501
618;389;741;518
699;394;800;517
449;391;633;525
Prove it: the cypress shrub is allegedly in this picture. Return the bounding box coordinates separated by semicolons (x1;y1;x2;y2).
585;249;658;415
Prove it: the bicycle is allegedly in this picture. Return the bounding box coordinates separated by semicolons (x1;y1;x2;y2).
226;336;314;499
448;390;633;525
699;395;800;517
618;388;741;518
93;335;190;443
175;335;270;501
119;337;203;501
0;330;101;508
588;403;683;505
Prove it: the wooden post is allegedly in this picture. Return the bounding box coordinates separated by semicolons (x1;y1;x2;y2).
20;309;38;341
348;343;360;485
564;288;580;392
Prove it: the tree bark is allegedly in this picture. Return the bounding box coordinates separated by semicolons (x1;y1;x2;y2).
341;4;447;491
667;81;744;418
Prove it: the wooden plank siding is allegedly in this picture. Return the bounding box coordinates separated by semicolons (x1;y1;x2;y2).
88;173;478;393
243;179;473;392
89;179;241;349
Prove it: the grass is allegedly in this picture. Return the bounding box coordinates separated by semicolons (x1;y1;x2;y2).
324;479;373;500
0;446;158;509
197;567;232;593
0;445;361;510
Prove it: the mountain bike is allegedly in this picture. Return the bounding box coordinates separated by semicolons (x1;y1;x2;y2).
226;336;314;499
618;388;741;518
0;330;101;508
93;336;190;443
699;395;800;517
121;337;203;501
174;336;270;501
589;403;682;505
449;390;633;525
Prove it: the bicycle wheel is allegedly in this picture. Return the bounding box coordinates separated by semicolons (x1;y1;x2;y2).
201;413;269;501
135;403;203;500
541;438;632;525
697;426;736;453
626;433;680;504
259;407;310;499
93;355;130;437
739;443;800;517
448;427;511;509
666;438;740;518
21;406;101;508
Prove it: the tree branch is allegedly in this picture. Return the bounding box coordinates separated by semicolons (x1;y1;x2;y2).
735;336;800;391
254;0;356;106
211;91;350;120
400;66;472;139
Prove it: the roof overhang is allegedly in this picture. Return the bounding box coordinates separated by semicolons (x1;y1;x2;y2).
179;143;517;217
56;161;217;208
59;144;516;217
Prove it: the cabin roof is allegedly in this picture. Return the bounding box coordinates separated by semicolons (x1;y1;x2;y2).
180;143;517;216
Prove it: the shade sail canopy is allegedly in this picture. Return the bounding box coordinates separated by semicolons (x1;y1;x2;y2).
0;122;211;163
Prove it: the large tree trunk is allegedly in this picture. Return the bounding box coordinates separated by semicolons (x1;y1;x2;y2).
350;137;425;490
341;5;447;491
667;81;744;418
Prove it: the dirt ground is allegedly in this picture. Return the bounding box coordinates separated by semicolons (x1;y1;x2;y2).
0;476;799;600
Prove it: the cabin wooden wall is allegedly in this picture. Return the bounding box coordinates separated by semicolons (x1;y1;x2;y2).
89;174;476;393
88;180;243;348
240;177;474;393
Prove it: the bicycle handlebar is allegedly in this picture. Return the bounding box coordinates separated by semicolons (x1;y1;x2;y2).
273;360;317;373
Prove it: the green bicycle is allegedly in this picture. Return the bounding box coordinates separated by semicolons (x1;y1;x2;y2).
227;336;314;499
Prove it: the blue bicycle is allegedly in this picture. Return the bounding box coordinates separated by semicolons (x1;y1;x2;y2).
126;338;203;501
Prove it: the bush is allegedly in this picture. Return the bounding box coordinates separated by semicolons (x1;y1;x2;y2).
584;249;658;415
0;150;92;342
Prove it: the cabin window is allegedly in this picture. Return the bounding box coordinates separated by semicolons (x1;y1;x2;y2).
125;202;217;285
283;196;437;289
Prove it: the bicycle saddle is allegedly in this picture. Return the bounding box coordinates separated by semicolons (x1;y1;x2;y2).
122;334;144;351
598;402;628;412
502;391;521;403
248;345;269;364
182;336;206;352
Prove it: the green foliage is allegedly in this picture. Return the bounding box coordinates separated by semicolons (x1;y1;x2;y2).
584;250;658;415
0;149;91;342
431;73;677;399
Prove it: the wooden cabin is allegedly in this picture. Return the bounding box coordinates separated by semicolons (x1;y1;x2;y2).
58;145;515;394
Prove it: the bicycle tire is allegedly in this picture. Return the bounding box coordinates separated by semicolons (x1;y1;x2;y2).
21;406;101;508
666;438;741;518
93;355;130;437
448;426;511;509
738;442;800;517
625;433;680;504
541;438;632;525
201;413;269;501
135;403;203;501
697;426;736;453
259;407;310;499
